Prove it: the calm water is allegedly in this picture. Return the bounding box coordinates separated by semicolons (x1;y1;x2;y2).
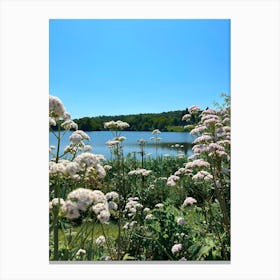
49;131;195;160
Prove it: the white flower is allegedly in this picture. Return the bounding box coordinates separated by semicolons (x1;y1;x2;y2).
145;214;153;220
177;217;186;225
76;249;86;256
183;196;197;206
185;159;210;169
152;129;161;134
96;235;106;246
104;120;130;130
67;188;95;211
61;120;78;130
49;95;66;119
155;203;164;208
167;175;180;186
108;201;118;211
61;200;80;220
104;165;112;171
49;117;56;126
182;114;191;121
49;198;65;210
192;170;213;181
105;191;119;201
128;168;152;176
97;210;110;224
188;105;200;114
83;145;92;152
171;243;182;254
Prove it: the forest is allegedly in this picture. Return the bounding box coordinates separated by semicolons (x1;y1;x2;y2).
52;108;202;132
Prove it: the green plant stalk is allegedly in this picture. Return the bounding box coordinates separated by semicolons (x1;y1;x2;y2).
101;223;114;259
52;124;62;260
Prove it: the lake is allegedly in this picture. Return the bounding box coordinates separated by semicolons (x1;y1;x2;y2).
49;131;195;160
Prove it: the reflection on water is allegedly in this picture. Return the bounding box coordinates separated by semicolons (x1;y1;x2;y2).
49;131;195;160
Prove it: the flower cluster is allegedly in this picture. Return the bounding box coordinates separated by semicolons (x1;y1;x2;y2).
125;197;143;217
171;243;182;254
128;168;152;176
183;196;197;206
166;175;180;186
104;120;130;130
61;188;110;223
49;95;67;119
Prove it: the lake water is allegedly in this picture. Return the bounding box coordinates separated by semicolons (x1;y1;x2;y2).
49;131;195;160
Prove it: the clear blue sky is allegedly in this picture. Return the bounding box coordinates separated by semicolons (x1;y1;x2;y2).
49;19;230;118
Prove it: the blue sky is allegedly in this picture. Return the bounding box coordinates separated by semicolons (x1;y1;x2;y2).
49;19;230;119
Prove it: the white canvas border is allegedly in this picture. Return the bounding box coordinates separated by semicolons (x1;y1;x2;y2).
0;0;279;279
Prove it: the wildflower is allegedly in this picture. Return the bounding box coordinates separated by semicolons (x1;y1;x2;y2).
185;159;210;169
167;175;180;186
108;201;118;211
74;153;105;169
125;197;143;217
155;203;164;208
95;235;106;246
83;145;92;152
143;207;150;213
183;196;197;206
145;214;153;220
104;120;130;130
177;217;186;225
128;168;152;176
105;191;119;201
61;120;78;130
182;114;191;121
192;170;213;181
76;249;86;256
190;125;206;135
193;135;212;144
106;140;120;147
67;188;95;211
97;210;110;224
104;165;112;171
152;129;161;134
69;133;83;144
171;243;182;254
61;200;80;220
49;95;66;119
49;117;56;126
188;105;200;114
49;198;65;210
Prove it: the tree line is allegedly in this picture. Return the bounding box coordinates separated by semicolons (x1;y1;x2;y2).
52;109;200;132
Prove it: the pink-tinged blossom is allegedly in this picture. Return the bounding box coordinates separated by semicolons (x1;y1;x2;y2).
128;168;152;176
62;200;80;220
185;159;210;169
193;135;213;144
167;175;180;186
171;243;182;254
190;125;206;135
183;196;197;206
201;114;220;122
182;114;191;121
202;108;216;115
188;105;200;114
192;170;213;181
